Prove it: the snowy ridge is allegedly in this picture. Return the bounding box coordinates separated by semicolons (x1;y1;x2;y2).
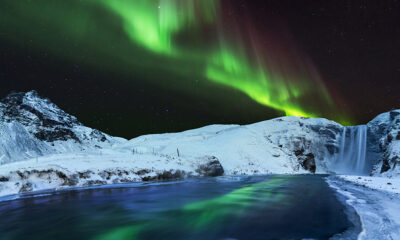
368;110;400;177
0;90;400;196
327;176;400;240
115;116;343;175
0;90;125;164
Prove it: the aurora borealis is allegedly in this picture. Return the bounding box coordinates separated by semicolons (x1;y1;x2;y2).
97;0;340;119
1;0;400;137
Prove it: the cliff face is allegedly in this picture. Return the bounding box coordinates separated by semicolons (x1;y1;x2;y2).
368;110;400;177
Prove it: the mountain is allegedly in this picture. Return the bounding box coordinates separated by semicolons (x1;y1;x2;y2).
0;90;125;164
368;110;400;177
0;90;399;196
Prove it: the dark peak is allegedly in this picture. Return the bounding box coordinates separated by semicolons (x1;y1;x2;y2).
25;90;39;97
0;90;67;118
0;90;82;142
1;91;26;106
1;90;41;105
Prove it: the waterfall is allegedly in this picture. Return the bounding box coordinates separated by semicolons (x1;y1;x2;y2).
331;125;368;175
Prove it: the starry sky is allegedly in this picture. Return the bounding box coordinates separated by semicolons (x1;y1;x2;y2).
1;0;399;138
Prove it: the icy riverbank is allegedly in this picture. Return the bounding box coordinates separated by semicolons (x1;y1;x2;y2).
327;176;400;240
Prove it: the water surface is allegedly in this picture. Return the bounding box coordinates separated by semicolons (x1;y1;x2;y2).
0;175;357;240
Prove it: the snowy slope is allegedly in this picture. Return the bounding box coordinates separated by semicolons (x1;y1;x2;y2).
0;91;125;164
0;151;224;197
0;90;400;196
328;176;400;240
368;110;400;177
116;116;343;175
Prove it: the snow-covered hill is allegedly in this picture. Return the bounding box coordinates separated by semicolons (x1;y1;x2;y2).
0;90;399;196
368;110;400;177
0;90;125;164
115;116;343;175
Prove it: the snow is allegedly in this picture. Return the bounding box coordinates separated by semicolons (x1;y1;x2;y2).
338;175;400;195
368;110;400;177
117;121;298;175
116;116;343;175
2;91;400;239
0;90;369;198
0;150;219;197
0;112;347;198
328;176;400;240
0;91;356;198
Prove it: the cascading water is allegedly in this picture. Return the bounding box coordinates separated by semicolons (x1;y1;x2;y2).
331;125;368;175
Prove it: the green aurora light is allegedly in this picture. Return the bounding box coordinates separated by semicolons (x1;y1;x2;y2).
98;0;328;118
0;0;352;124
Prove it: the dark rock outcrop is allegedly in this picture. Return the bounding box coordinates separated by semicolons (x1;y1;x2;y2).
295;149;316;173
195;156;224;177
19;182;33;193
0;176;9;182
0;91;81;143
0;90;118;165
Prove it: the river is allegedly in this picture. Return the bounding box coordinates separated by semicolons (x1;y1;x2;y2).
0;175;360;240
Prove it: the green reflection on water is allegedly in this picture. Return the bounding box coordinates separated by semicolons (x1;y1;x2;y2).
94;176;295;240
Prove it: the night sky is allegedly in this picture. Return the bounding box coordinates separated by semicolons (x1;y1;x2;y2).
1;0;399;139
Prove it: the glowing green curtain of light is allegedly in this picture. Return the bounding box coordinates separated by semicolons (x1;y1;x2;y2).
0;0;351;124
100;0;217;56
97;0;338;119
206;46;318;117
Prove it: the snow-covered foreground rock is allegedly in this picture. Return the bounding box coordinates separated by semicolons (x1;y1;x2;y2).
0;152;224;197
1;90;400;197
328;176;400;240
338;175;400;194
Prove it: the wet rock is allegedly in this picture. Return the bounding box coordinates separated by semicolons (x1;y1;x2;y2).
90;130;107;142
19;182;33;193
117;170;130;177
390;110;400;120
64;174;79;186
196;157;224;177
387;134;393;143
309;125;321;133
83;180;107;187
157;170;185;180
16;171;28;180
0;176;9;182
294;149;304;156
381;157;391;173
319;128;336;139
141;176;156;181
78;171;93;179
34;127;80;143
325;124;342;134
112;178;120;184
297;152;316;173
325;144;339;155
135;169;151;175
120;178;135;183
99;170;113;180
